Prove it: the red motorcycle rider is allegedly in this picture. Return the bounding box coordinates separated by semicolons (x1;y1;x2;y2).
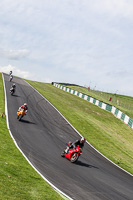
61;137;86;163
65;137;86;154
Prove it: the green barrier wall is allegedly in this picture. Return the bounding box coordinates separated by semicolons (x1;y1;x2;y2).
53;83;133;129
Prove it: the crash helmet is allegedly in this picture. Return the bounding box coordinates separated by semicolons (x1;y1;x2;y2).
13;83;16;87
80;137;86;143
24;103;27;108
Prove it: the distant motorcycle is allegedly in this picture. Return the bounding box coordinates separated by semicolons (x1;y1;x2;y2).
10;87;15;95
17;108;26;121
9;71;12;75
9;75;13;82
61;142;83;163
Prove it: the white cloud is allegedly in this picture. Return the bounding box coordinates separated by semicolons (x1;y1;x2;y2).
0;49;30;60
88;0;133;19
0;65;52;83
0;0;133;96
0;65;30;78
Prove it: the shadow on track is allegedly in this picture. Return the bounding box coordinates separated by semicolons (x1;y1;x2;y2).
74;160;99;169
20;119;36;125
12;94;20;97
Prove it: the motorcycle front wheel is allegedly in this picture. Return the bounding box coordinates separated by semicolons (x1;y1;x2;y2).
70;154;79;163
10;91;13;95
61;150;65;157
18;114;23;121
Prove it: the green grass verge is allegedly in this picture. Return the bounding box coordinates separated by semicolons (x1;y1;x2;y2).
0;73;63;200
26;80;133;175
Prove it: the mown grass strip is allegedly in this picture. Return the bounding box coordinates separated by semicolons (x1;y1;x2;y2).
26;80;133;175
0;73;63;200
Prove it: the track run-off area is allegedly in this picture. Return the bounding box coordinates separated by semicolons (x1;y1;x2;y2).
3;73;133;200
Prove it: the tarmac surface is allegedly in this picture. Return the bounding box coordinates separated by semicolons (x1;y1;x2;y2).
3;73;133;200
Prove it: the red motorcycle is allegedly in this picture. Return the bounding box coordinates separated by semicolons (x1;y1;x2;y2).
61;142;82;163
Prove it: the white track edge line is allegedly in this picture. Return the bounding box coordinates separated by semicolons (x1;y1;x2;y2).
2;73;73;200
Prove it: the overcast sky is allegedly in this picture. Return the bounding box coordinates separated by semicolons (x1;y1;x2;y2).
0;0;133;96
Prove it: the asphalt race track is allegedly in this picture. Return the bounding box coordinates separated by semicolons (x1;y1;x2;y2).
3;73;133;200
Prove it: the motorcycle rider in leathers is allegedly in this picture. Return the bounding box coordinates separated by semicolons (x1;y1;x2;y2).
10;83;16;93
65;137;86;153
18;103;28;113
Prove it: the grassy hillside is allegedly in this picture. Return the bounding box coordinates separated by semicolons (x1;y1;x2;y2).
0;73;63;200
26;80;133;175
